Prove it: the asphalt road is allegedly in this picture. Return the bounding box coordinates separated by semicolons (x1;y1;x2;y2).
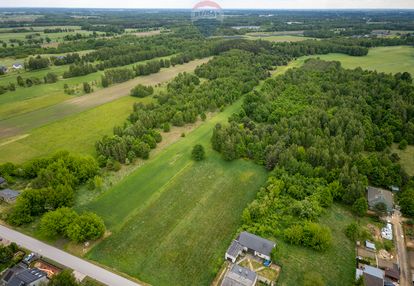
391;208;411;286
0;225;141;286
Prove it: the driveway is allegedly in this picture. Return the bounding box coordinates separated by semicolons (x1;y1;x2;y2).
0;225;141;286
391;208;411;286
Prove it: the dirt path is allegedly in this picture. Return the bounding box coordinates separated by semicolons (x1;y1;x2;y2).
392;208;411;286
0;58;210;140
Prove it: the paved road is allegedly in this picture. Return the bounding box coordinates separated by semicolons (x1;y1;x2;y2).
0;225;141;286
391;208;411;286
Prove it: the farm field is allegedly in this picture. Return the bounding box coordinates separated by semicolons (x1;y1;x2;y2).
271;46;414;79
0;54;173;119
83;99;268;286
304;46;414;75
0;57;209;140
276;205;356;286
247;34;314;42
0;96;151;164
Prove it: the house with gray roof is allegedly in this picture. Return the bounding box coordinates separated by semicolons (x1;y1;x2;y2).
367;186;393;213
225;232;276;262
221;264;257;286
0;189;20;204
225;240;243;263
363;265;385;286
2;266;47;286
238;232;276;261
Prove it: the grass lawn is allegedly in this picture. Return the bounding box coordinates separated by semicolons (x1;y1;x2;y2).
391;143;414;176
82;99;268;286
276;205;356;286
0;96;152;163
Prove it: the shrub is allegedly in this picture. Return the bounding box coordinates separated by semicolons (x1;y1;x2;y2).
130;84;154;98
399;139;408;150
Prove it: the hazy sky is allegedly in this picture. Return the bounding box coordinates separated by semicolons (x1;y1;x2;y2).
0;0;413;9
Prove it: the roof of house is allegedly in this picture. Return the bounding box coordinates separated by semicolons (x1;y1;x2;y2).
7;268;46;286
2;264;26;283
221;264;257;286
0;177;5;184
0;189;20;200
385;268;399;281
367;187;393;206
237;232;276;256
226;240;243;258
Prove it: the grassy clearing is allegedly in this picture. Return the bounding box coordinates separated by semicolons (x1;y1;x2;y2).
310;46;414;75
391;143;414;176
276;205;356;286
0;96;152;164
0;54;173;120
277;46;414;76
82;99;268;286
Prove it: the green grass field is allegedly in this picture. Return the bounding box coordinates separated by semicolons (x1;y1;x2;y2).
82;100;268;286
0;55;174;120
0;96;151;163
282;46;414;76
247;35;314;42
391;144;414;176
277;205;356;286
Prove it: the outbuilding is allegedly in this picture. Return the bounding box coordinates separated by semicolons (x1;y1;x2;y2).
0;189;20;203
12;63;23;69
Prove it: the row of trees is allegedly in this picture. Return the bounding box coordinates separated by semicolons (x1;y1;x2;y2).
95;43;281;165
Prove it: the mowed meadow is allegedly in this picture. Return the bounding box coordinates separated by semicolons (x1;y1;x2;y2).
81;100;268;286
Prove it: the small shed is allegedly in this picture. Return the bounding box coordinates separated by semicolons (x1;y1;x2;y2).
0;189;20;203
12;63;23;69
0;177;6;185
390;186;400;193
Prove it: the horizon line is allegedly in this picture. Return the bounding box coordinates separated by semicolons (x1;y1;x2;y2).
1;7;414;10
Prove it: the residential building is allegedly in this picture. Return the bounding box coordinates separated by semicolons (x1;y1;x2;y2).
362;265;385;286
2;265;47;286
367;186;393;212
225;232;276;262
221;264;257;286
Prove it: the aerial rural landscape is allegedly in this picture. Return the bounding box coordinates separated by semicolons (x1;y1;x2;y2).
0;1;413;286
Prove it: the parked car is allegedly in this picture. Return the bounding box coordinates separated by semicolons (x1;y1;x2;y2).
23;252;38;265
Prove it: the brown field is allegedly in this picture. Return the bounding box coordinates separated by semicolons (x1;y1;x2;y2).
132;30;162;37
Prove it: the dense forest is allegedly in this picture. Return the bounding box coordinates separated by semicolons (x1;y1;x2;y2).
211;59;413;250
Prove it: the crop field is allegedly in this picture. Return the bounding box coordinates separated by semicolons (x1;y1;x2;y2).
82;99;268;286
305;46;414;75
0;54;173;120
277;205;356;286
0;96;151;163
